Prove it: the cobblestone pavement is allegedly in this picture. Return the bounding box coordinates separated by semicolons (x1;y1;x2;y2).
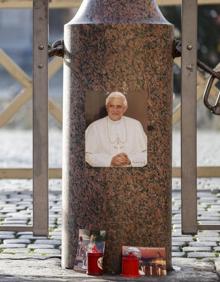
0;178;220;260
0;178;220;281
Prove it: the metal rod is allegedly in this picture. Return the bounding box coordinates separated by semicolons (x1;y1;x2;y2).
0;226;33;232
181;0;198;235
0;168;61;179
0;0;219;9
198;225;220;231
33;0;49;236
197;59;220;79
2;167;220;179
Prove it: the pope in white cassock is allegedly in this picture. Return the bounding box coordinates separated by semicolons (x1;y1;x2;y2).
85;92;147;167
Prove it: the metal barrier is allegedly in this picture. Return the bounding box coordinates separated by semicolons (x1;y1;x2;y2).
0;0;219;8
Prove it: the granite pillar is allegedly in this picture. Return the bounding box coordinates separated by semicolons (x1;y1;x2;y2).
62;0;174;274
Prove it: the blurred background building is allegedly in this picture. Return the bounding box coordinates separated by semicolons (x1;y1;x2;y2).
0;4;220;129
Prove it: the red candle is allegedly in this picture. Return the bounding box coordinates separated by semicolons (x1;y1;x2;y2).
87;252;103;276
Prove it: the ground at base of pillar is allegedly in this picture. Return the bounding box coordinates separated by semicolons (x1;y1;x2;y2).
0;257;219;282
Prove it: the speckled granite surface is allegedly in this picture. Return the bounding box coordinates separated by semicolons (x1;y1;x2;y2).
62;0;174;273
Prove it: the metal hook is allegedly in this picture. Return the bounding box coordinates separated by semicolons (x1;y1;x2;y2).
203;72;220;115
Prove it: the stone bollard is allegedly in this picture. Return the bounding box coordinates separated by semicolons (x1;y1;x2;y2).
62;0;173;274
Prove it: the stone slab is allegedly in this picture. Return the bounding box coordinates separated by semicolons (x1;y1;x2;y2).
28;244;55;249
194;237;220;242
182;247;211;252
1;244;26;248
34;240;61;245
0;235;15;240
2;248;30;254
189;242;217;247
187;252;216;258
3;239;31;245
33;249;61;255
172;252;186;257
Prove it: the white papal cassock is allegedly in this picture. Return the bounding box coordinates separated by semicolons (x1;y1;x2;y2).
85;116;147;167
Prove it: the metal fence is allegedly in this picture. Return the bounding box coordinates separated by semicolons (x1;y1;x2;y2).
0;0;219;8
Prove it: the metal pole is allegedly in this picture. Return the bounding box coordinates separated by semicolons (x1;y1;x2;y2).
33;0;49;236
181;0;198;235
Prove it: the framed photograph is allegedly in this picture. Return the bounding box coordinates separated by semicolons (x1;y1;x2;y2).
74;229;106;273
85;91;148;167
122;246;167;277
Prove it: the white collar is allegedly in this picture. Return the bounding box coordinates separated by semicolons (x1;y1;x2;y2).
107;116;124;125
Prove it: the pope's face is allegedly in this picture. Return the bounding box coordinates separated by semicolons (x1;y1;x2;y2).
106;97;127;121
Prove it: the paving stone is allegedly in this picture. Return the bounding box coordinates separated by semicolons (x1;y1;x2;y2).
172;208;180;213
1;208;17;213
0;232;15;235
4;219;28;224
172;237;192;242
5;198;22;203
198;221;220;225
18;201;32;205
3;239;31;244
49;230;61;235
198;218;220;222
50;235;61;240
206;205;220;211
14;210;31;215
173;257;215;271
16;205;31;210
172;252;186;257
173;213;181;218
16;232;32;236
198;231;220;236
182;247;211;252
17;235;48;240
50;207;61;212
198;214;220;218
27;244;55;249
172;231;185;236
0;234;15;239
4;213;29;219
33;248;61;255
172;241;186;247
173;223;181;229
1;203;16;208
172;227;182;233
49;220;56;225
172;246;180;252
1;244;26;248
2;248;29;254
189;241;217;247
172;220;181;224
187;252;216;258
34;239;61;245
49;214;59;219
194;236;220;242
1;222;28;226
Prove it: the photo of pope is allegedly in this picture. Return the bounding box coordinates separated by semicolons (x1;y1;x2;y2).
85;92;147;167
